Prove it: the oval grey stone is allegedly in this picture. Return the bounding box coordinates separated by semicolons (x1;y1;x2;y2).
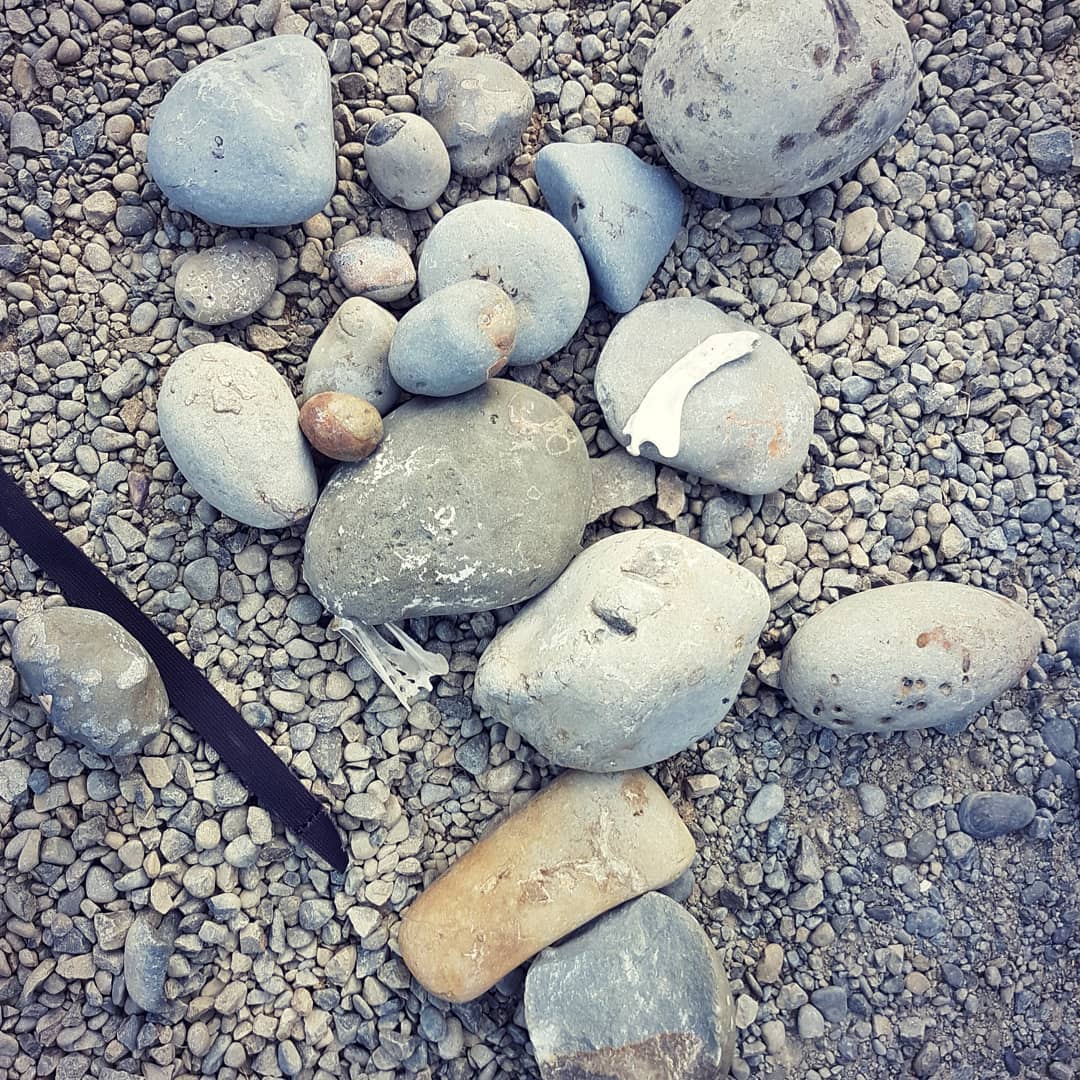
331;235;416;303
388;280;516;397
595;298;817;494
957;792;1037;839
475;529;768;771
364;113;451;210
11;607;168;758
641;0;918;197
303;379;592;624
147;37;335;226
417;200;589;366
302;298;400;414
158;343;318;528
525;892;736;1079
174;239;278;326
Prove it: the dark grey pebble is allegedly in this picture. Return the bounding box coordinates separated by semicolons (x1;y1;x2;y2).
957;791;1037;839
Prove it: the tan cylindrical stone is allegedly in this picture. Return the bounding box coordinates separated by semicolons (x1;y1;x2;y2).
398;770;695;1003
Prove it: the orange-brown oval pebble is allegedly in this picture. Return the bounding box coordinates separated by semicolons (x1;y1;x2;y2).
299;391;384;461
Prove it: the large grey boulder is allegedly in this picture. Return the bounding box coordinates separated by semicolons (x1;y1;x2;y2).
147;37;335;227
11;608;168;757
641;0;917;197
474;529;769;771
417;200;590;366
595;299;816;494
536;141;684;313
158;343;318;529
525;891;736;1079
781;582;1045;733
302;298;400;415
303;380;591;625
418;52;533;178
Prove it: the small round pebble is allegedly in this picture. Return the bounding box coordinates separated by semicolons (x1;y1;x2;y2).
331;235;416;302
299;391;384;461
364;114;450;210
174;239;278;326
388;280;516;397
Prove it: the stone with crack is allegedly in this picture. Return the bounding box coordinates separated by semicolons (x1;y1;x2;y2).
641;0;918;197
398;770;695;1002
525;891;737;1079
474;529;769;770
11;607;169;757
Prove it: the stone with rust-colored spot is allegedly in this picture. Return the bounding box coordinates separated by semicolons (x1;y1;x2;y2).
525;892;736;1078
388;280;516;397
474;529;769;771
781;582;1045;733
398;770;695;1003
331;235;415;303
641;0;917;198
595;298;816;495
299;392;383;461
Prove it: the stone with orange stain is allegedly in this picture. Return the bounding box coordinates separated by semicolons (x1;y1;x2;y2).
299;392;383;462
780;582;1045;734
388;279;516;397
397;770;695;1003
595;298;816;495
331;235;415;303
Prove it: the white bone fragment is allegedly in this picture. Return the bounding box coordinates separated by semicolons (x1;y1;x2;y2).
622;330;759;458
329;616;449;708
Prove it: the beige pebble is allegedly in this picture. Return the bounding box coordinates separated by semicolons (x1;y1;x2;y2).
299;391;384;461
398;769;695;1003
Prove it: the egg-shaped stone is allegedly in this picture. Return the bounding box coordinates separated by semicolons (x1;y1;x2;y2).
780;582;1045;733
158;343;318;529
474;529;769;771
299;392;383;461
303;379;592;625
641;0;918;197
595;298;816;494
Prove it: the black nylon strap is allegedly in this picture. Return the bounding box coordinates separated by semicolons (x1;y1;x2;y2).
0;466;347;872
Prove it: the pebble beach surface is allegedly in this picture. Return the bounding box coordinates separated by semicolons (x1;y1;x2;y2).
0;2;1078;1080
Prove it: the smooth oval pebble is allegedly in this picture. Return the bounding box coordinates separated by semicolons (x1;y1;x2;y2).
388;279;516;397
474;529;769;771
303;379;591;624
302;298;400;415
158;342;318;528
11;607;169;758
418;53;534;178
780;582;1045;733
525;892;736;1079
957;792;1037;839
299;392;383;461
595;298;816;494
331;235;416;303
174;239;277;326
417;199;590;366
364;113;450;210
641;0;917;197
398;770;695;1003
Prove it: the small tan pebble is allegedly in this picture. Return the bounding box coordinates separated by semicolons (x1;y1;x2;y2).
299;392;384;461
398;769;695;1003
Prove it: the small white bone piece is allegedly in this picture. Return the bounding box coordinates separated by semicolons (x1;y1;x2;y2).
329;616;449;708
622;330;759;458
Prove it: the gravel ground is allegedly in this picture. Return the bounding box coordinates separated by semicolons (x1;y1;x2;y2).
1;1;1078;1078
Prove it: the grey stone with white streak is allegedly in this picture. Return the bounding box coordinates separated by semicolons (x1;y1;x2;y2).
11;607;168;757
418;200;589;366
303;379;591;625
474;529;769;771
595;298;816;494
641;0;917;197
174;239;278;326
147;36;335;227
158;343;318;528
525;891;736;1079
781;582;1045;733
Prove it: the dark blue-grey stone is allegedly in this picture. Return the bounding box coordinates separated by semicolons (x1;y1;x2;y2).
535;142;683;313
1040;715;1076;757
810;985;848;1023
147;37;335;227
123;912;178;1013
525;892;736;1079
72;115;104;157
1060;620;1080;664
957;792;1036;839
954;201;978;247
1028;126;1075;175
